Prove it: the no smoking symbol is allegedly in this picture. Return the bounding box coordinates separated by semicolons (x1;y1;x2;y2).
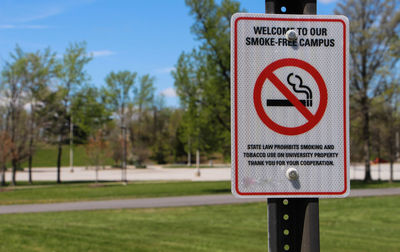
253;58;328;136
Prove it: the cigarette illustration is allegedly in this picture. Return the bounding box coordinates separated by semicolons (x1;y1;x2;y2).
267;73;313;107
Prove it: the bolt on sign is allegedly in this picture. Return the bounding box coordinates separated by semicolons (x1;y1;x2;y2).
231;14;350;198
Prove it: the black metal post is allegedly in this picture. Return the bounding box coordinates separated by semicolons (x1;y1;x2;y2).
265;0;316;14
268;198;319;252
265;1;320;251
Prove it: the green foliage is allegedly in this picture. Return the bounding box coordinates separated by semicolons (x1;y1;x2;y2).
103;70;137;166
150;100;187;164
55;42;92;136
104;70;137;118
1;46;33;184
0;40;192;184
173;0;242;159
23;47;57;105
37;87;69;143
134;74;155;114
0;181;230;205
71;86;112;143
18;145;114;168
129;74;155;164
164;109;186;163
58;42;92;102
23;48;58;172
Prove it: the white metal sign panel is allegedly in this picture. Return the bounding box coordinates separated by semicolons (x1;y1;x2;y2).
231;14;349;198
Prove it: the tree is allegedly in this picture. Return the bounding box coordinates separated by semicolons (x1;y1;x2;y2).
174;50;201;165
174;49;223;167
0;106;10;186
150;95;169;164
371;73;400;182
121;74;156;166
71;86;112;142
108;127;124;167
85;129;109;183
56;41;92;183
38;86;68;156
173;0;242;159
163;108;185;163
104;71;136;181
335;0;400;181
134;74;155;138
1;47;30;185
0;131;12;186
172;50;202;166
23;48;57;184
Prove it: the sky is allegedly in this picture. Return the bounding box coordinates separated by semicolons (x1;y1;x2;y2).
0;0;338;107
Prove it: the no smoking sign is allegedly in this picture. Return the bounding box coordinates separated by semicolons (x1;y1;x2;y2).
254;58;328;135
231;14;350;198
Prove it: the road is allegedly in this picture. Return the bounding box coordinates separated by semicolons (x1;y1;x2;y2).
0;187;399;215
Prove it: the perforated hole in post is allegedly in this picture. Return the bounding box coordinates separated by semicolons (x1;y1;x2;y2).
283;214;289;221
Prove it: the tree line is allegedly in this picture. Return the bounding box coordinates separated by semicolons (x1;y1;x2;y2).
174;0;399;182
0;42;187;186
0;0;399;185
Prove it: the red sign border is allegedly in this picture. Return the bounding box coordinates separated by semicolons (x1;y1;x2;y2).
253;58;328;135
233;16;348;196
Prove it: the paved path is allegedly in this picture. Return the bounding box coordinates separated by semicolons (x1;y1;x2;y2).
4;164;400;182
5;166;231;182
1;187;399;215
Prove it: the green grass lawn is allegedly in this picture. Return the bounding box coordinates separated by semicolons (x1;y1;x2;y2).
350;180;400;189
0;196;399;251
20;145;115;168
1;180;400;205
0;181;231;205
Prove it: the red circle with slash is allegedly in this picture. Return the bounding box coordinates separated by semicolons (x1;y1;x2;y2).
253;58;328;136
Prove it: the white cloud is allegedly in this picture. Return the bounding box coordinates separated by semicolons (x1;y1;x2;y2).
0;24;50;29
0;1;95;32
160;87;177;98
4;1;95;24
12;7;63;23
155;67;176;74
0;25;14;29
90;50;116;57
319;0;338;3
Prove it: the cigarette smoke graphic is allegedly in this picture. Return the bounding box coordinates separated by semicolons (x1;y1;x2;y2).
266;73;313;107
287;73;312;101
